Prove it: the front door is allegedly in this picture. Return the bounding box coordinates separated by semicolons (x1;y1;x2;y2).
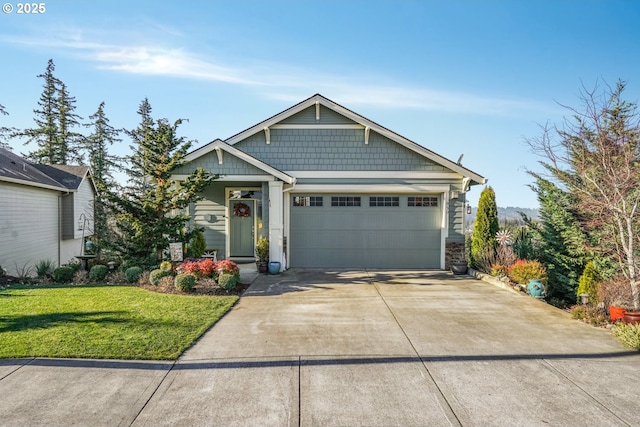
230;200;254;257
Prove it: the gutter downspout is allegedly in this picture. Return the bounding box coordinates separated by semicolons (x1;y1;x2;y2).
57;193;62;267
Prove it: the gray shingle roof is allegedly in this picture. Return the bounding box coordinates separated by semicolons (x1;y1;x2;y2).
0;148;89;191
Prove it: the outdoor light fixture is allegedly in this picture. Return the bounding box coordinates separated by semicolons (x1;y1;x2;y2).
466;203;472;215
579;293;590;305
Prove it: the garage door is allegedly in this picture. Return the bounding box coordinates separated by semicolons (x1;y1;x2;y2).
289;194;441;269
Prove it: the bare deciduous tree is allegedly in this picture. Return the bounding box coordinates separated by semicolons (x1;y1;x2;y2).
528;80;640;310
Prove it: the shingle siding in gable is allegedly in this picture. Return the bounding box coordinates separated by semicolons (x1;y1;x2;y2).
234;128;446;172
174;151;269;176
280;105;358;125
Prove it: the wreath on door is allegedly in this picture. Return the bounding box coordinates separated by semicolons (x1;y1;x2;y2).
233;202;251;217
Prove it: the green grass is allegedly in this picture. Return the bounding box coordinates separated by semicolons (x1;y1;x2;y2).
0;284;238;360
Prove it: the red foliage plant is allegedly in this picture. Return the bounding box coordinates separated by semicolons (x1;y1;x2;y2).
177;259;218;278
216;260;239;276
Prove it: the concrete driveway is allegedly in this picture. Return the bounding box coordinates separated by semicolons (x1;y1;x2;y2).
1;269;639;426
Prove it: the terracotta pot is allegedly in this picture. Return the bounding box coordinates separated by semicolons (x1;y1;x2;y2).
609;305;626;322
622;311;640;325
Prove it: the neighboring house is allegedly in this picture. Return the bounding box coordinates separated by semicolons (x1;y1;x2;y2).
173;94;486;270
0;148;95;276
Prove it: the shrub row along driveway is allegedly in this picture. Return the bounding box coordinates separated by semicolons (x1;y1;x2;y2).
1;270;639;426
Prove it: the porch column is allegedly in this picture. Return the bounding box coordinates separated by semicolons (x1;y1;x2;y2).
268;180;284;271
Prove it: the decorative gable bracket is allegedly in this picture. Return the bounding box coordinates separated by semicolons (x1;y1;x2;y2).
214;147;223;165
365;126;370;145
264;127;270;145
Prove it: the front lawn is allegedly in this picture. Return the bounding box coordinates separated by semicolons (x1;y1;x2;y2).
0;284;238;360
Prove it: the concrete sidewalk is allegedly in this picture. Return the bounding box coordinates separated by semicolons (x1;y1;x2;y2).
1;270;639;426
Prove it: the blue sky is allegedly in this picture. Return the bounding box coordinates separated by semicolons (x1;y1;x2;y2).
1;0;639;208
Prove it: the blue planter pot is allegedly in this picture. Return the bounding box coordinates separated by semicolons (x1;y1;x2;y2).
527;279;545;297
268;262;281;274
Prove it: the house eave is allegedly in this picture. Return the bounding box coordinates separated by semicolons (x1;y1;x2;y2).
0;175;72;192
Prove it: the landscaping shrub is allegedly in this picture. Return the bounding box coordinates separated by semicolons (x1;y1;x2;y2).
189;230;206;258
89;265;109;282
490;264;508;277
160;261;173;272
52;266;75;283
67;261;81;273
158;275;175;289
177;258;217;278
576;261;600;305
218;272;240;291
570;305;608;327
174;273;196;292
73;270;90;285
612;323;640;350
216;259;239;276
35;259;55;278
106;270;127;285
150;269;172;286
507;259;547;285
138;270;151;286
198;258;217;278
125;266;143;283
597;276;634;308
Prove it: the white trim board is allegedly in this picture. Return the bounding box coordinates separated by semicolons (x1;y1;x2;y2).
285;171;463;179
289;184;453;193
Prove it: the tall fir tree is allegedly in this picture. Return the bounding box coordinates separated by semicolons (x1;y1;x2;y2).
524;174;589;303
470;186;499;268
101;99;214;265
84;101;122;255
56;81;84;164
21;59;83;164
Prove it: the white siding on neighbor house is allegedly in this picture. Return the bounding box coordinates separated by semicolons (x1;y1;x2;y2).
0;182;60;275
60;238;84;266
73;178;94;240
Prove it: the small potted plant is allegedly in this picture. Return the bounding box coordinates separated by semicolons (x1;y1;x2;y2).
255;237;269;274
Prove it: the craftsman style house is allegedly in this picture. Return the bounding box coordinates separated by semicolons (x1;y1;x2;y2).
172;94;486;270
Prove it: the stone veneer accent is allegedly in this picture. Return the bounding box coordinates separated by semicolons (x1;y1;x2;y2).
445;241;466;269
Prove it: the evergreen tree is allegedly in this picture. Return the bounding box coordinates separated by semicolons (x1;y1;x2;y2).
524;174;589;303
0;104;14;149
102;99;214;265
56;81;84;164
21;59;83;164
84;102;122;255
471;186;499;268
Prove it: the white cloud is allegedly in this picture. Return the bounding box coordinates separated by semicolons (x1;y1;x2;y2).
2;28;555;117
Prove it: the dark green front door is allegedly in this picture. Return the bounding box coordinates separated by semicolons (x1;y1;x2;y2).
230;201;254;257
